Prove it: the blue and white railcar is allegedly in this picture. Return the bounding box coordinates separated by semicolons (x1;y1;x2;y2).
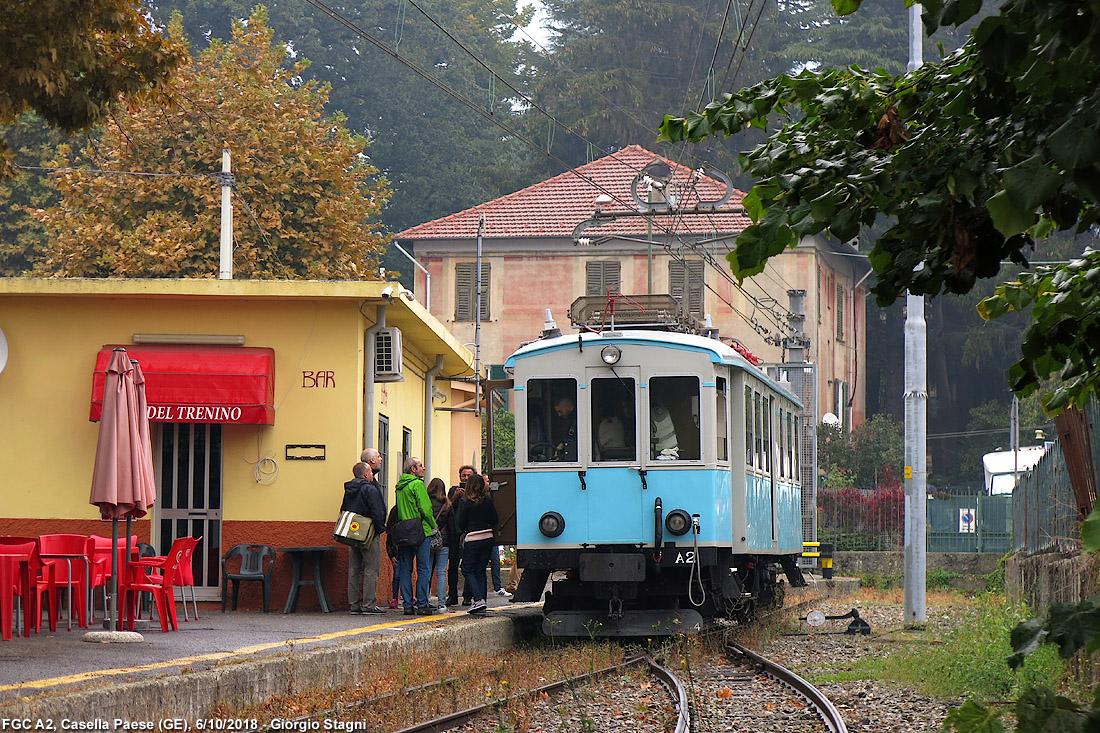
504;325;805;636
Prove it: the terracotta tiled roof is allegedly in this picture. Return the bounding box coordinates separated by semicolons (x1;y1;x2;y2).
396;145;750;241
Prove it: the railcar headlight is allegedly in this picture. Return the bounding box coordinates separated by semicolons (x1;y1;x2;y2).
539;511;565;538
665;509;691;536
600;345;621;365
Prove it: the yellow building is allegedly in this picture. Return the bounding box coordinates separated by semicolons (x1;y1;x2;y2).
0;278;479;611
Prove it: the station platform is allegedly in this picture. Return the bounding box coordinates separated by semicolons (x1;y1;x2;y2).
0;593;534;727
0;575;857;729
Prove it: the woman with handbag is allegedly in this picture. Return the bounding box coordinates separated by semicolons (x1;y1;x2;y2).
426;478;453;612
455;472;498;615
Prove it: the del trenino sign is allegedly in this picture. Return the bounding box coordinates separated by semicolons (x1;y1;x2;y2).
147;405;246;423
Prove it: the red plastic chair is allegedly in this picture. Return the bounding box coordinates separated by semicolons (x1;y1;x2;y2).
122;537;190;632
0;537;39;638
176;536;203;621
37;534;91;629
0;534;54;629
88;535;139;621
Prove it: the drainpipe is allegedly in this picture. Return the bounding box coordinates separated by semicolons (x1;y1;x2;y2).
362;302;387;452
424;354;445;478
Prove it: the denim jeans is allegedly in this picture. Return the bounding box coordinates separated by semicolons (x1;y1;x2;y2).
431;546;449;604
397;537;432;609
490;545;503;592
461;538;493;603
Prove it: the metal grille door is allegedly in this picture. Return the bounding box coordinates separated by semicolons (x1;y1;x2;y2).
154;423;222;599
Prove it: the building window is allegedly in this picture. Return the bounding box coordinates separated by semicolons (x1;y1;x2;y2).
586;261;621;298
455;262;490;321
834;380;849;432
836;283;846;341
669;259;704;316
402;426;412;468
377;415;389;490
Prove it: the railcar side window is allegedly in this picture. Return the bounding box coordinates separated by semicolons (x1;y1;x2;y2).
591;377;637;462
649;376;700;461
762;395;771;473
745;386;754;466
786;410;794;478
526;378;578;462
716;377;728;462
777;407;786;479
753;391;762;470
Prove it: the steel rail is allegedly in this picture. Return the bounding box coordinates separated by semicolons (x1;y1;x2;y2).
727;641;848;733
390;653;691;733
643;654;692;733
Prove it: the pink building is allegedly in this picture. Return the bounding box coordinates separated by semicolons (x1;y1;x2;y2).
398;145;868;430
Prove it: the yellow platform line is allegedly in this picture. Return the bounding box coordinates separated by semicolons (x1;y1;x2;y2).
0;612;468;693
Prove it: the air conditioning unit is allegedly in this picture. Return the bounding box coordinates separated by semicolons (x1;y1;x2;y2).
374;328;404;382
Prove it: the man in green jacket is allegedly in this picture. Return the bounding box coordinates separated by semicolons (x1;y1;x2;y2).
395;457;436;615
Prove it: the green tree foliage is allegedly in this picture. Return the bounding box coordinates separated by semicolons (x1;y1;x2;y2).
34;9;390;279
0;116;72;274
0;0;185;178
818;413;903;490
530;0;977;183
147;0;540;234
659;0;1100;416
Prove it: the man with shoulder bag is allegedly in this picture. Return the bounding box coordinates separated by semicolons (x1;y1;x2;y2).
394;457;436;616
343;461;387;614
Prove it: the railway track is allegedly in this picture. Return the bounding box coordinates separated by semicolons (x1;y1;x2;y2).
690;641;848;733
240;638;845;733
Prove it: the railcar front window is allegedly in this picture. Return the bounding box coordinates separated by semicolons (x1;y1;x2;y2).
591;377;637;462
526;378;578;463
649;376;700;461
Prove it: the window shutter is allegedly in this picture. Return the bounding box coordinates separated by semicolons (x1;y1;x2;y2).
670;260;704;316
455;263;490;321
586;261;621;297
479;264;491;320
455;263;473;321
687;261;704;316
669;260;685;302
836;283;845;341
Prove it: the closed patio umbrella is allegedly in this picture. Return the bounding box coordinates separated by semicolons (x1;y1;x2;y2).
89;348;157;632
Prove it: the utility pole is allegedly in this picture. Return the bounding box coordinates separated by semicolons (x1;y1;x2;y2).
903;3;927;625
219;149;233;280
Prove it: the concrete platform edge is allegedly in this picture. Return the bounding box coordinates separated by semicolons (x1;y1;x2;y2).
2;617;517;728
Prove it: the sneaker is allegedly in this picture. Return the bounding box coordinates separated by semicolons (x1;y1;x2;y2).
467;601;487;615
446;598;458;607
437;604;448;613
415;606;435;615
495;589;511;598
389;599;398;609
348;608;363;615
403;608;415;616
363;606;387;614
461;598;472;606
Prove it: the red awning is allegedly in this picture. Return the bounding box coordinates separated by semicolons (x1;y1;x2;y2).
91;345;275;425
